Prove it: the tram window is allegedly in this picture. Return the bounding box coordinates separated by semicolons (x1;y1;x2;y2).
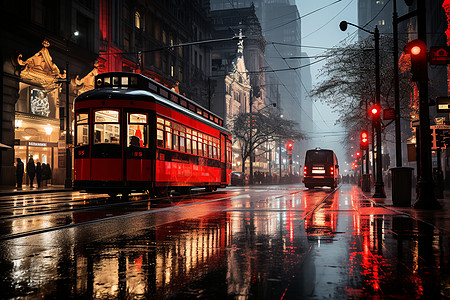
180;99;188;108
127;113;148;148
203;111;209;118
186;138;191;153
188;103;196;112
170;94;178;103
204;143;208;157
165;131;172;149
180;136;185;152
157;129;164;148
94;110;120;144
76;113;89;146
192;140;197;155
209;145;213;158
130;76;138;87
173;134;179;151
104;77;111;86
213;146;217;159
112;77;119;87
197;107;202;115
121;77;128;86
160;88;169;99
148;82;157;92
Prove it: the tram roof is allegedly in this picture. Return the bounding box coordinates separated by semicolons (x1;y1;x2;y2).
75;72;229;133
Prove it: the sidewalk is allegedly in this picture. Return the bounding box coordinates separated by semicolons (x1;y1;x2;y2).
359;184;450;233
0;185;71;197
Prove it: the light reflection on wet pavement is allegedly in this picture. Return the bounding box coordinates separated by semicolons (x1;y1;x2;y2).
0;184;449;299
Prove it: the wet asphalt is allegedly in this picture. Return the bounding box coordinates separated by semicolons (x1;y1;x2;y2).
0;183;449;299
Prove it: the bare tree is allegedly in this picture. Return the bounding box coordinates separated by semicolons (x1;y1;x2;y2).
311;35;413;157
230;110;306;172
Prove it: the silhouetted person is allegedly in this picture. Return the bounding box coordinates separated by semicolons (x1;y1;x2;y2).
43;163;52;185
16;158;24;189
26;157;36;188
36;162;42;188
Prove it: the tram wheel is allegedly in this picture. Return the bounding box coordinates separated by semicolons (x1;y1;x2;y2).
155;187;169;198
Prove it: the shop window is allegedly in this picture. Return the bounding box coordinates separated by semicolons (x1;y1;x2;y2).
94;110;120;144
128;113;147;148
76;113;89;146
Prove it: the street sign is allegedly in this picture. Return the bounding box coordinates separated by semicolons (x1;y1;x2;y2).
383;108;395;120
431;124;450;130
430;46;450;65
436;97;450;113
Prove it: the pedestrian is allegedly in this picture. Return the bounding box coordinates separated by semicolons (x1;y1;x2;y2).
36;162;42;188
16;158;24;189
26;157;36;188
44;163;52;185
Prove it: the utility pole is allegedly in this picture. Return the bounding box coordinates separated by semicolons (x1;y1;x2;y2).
414;0;441;209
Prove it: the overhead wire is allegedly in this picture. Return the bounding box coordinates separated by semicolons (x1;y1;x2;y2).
224;0;324;130
263;0;343;33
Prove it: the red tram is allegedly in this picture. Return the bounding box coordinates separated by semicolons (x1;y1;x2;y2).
73;72;232;197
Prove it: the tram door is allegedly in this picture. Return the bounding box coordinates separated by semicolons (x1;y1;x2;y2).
220;133;227;183
125;112;151;182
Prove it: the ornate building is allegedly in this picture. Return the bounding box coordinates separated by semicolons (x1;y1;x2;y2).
0;0;216;187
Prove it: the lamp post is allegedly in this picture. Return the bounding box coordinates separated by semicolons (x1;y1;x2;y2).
340;21;386;198
63;30;79;188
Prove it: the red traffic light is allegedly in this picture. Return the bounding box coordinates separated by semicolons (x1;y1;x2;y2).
356;151;361;158
405;39;427;82
406;39;426;57
369;105;381;121
411;45;421;56
360;131;369;150
286;142;294;150
371;106;379;115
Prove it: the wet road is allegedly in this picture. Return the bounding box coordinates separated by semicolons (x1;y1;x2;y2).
0;184;449;299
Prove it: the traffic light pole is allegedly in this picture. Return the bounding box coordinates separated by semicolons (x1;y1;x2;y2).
393;0;402;167
373;26;386;198
414;0;440;208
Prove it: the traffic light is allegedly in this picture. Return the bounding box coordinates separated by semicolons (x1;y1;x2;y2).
356;151;361;158
286;141;293;155
369;105;381;122
360;131;369;150
286;141;293;151
405;39;427;82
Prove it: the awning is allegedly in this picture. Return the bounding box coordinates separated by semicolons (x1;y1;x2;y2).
0;143;12;150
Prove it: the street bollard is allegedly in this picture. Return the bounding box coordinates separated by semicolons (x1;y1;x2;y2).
362;174;371;192
390;167;414;207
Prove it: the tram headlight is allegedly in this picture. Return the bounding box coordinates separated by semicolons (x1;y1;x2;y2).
96;78;103;87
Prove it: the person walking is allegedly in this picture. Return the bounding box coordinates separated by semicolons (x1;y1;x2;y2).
16;158;24;189
26;157;36;188
44;163;52;185
36;162;42;188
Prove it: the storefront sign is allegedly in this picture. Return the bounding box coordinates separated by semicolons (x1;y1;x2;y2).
29;142;48;147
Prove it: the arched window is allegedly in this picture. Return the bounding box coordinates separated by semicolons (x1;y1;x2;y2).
135;12;141;28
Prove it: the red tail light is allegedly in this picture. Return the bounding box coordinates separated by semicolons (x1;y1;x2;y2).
303;166;307;175
330;167;334;175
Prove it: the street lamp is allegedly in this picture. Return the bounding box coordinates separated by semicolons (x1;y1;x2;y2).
62;30;79;188
340;21;386;198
